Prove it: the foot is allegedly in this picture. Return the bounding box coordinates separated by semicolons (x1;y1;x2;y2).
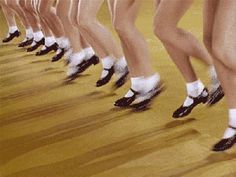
65;55;99;82
115;88;140;107
173;88;209;118
36;43;58;56
2;30;21;43
114;66;129;88
114;81;164;109
18;38;33;47
96;66;114;87
77;55;99;74
212;126;236;152
27;38;45;52
207;85;224;106
51;48;65;62
132;82;164;111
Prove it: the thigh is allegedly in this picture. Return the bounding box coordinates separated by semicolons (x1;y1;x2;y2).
69;0;79;25
114;0;141;23
57;0;71;14
39;0;53;12
154;0;193;27
212;0;236;64
0;0;7;6
78;0;104;20
203;0;218;44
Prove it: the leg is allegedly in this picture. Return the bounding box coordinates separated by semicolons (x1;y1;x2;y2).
154;0;213;66
154;0;197;83
78;0;122;59
6;0;30;29
1;1;21;42
39;0;64;38
1;3;16;27
77;0;128;87
209;0;236;151
38;0;67;61
113;0;153;77
113;0;162;110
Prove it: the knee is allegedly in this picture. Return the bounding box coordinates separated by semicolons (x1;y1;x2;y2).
70;15;78;27
38;5;49;18
113;17;130;36
203;34;213;52
212;40;235;68
56;9;69;22
6;0;16;9
153;21;172;43
69;11;78;27
77;13;94;31
25;2;35;14
18;0;26;9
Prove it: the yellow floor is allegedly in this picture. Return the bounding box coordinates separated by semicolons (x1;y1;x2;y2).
0;1;236;177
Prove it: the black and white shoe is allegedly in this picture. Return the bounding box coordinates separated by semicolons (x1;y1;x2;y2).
51;48;65;62
27;38;45;52
114;81;164;110
36;43;58;56
114;88;140;107
207;85;224;106
114;66;129;88
173;88;209;118
65;55;99;82
132;82;164;111
77;55;99;74
2;30;21;43
96;66;115;87
212;126;236;152
18;38;33;47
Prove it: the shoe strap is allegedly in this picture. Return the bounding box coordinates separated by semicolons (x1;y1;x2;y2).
188;88;208;100
130;88;140;96
103;67;113;71
228;125;236;130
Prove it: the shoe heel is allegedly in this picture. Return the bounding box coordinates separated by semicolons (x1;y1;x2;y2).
202;96;208;104
16;31;21;37
92;56;99;65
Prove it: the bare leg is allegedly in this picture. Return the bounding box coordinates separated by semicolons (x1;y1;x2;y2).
57;0;82;53
6;0;30;29
113;0;162;109
39;0;64;38
78;0;122;59
154;0;213;66
212;0;236;108
205;0;236;151
113;0;153;77
1;3;16;27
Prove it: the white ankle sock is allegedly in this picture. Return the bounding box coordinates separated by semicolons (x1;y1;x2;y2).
64;48;73;61
114;57;128;79
223;109;236;138
9;26;18;33
68;51;86;67
25;28;33;39
143;73;160;92
83;47;95;60
33;31;44;42
100;56;115;78
56;37;70;49
45;36;56;47
115;57;127;71
183;80;205;106
125;76;144;97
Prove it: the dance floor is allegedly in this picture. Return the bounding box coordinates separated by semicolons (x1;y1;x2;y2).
0;1;236;177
